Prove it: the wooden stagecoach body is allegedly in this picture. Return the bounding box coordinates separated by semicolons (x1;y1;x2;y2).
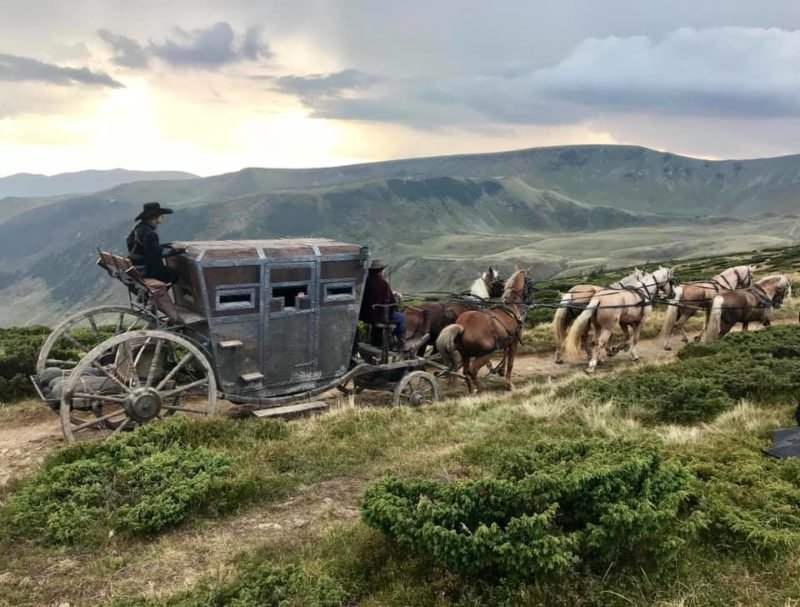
165;239;369;402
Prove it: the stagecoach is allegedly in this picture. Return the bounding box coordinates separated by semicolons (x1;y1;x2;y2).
32;238;440;441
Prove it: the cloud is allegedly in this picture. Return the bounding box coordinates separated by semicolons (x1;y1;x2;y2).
270;69;380;102
97;29;149;68
287;27;800;129
150;22;271;67
0;53;122;88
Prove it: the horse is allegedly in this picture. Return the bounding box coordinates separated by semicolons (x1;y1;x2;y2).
552;267;645;364
403;267;505;355
563;266;676;373
469;266;504;300
436;268;533;393
703;275;791;343
660;265;756;350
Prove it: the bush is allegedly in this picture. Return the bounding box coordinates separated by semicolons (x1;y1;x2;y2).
3;419;251;545
362;438;702;581
109;562;346;607
559;325;800;424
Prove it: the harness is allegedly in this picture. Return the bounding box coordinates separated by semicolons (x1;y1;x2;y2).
750;284;776;308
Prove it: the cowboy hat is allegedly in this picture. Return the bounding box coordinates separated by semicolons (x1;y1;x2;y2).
136;202;174;221
369;259;387;270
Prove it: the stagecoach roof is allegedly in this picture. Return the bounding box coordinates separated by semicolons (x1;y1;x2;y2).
172;238;363;261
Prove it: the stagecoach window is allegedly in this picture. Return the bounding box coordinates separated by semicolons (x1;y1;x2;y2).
215;288;256;312
272;285;308;309
324;283;355;302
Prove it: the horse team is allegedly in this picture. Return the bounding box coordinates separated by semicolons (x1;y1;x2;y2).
409;263;791;392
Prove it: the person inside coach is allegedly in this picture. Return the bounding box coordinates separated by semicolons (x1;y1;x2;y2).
126;202;182;284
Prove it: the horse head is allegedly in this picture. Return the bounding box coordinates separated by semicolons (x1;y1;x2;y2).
652;265;676;299
503;268;534;304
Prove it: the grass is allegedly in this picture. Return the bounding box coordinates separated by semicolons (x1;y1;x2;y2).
1;245;800;606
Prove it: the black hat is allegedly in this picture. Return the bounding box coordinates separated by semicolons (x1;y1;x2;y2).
136;202;173;221
369;259;387;270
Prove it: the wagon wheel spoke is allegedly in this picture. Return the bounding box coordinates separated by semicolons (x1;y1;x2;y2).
155;352;195;391
91;361;134;394
72;392;127;404
144;339;164;387
88;315;100;338
160;378;208;399
71;409;126;433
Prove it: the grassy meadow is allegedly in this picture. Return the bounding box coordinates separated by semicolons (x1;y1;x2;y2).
0;245;799;606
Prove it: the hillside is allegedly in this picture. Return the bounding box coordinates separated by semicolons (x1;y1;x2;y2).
0;169;197;199
0;144;799;324
0;245;799;606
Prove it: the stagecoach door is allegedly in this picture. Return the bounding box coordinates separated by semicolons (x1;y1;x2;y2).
263;263;319;387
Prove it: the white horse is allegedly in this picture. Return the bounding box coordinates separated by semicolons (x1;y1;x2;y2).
469;266;502;300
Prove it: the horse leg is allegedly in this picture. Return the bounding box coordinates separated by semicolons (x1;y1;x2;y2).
470;353;493;393
617;324;632;353
630;322;645;362
588;328;611;374
742;321;750;332
504;343;519;391
461;355;474;393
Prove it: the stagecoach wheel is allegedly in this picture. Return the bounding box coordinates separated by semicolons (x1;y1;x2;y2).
36;305;155;376
392;371;439;407
59;330;217;442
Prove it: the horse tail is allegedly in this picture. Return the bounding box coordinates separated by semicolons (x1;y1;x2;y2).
552;293;571;345
436;324;464;370
704;295;724;343
563;298;599;362
660;285;682;340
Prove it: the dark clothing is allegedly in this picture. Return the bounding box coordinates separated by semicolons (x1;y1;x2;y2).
359;272;396;324
359;271;405;342
126;221;180;284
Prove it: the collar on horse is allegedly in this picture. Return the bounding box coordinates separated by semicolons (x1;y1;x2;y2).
750;283;775;308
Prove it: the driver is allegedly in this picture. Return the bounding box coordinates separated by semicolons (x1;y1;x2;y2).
126;202;182;284
359;259;405;349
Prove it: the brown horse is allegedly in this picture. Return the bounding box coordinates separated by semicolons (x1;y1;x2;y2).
403;268;505;355
703;275;791;342
660;265;755;350
436;268;532;393
552;267;645;364
563;267;675;373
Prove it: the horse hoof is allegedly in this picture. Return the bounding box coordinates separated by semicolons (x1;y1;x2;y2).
692;336;700;342
585;368;595;375
555;359;563;365
664;345;672;351
632;357;640;363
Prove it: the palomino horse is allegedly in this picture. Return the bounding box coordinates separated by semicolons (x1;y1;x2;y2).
703;274;791;343
563;266;675;373
552;267;645;364
436;268;532;393
403;268;505;354
661;265;755;350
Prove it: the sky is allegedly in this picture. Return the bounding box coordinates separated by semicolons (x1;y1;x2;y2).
2;0;800;176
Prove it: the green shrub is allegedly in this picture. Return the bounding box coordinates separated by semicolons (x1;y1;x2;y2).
3;419;252;545
108;562;346;607
560;325;800;424
688;439;800;556
362;438;702;581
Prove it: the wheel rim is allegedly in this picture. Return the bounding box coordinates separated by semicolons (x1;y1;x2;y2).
60;330;216;441
393;371;438;406
37;305;155;376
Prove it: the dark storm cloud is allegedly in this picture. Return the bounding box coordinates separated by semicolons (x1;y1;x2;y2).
97;29;150;68
286;27;800;128
150;22;271;67
97;22;271;70
0;52;123;87
271;69;380;101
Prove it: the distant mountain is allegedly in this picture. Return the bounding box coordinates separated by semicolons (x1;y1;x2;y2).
1;144;799;324
33;145;800;218
0;169;197;199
